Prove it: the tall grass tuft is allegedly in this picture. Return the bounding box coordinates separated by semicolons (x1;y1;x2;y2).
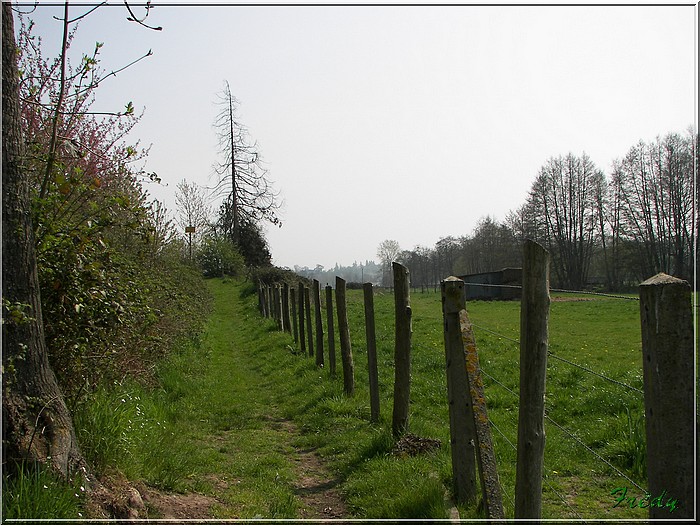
608;407;646;482
2;462;84;519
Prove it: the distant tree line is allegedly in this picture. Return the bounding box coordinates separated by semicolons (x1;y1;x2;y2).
373;129;696;292
293;261;382;287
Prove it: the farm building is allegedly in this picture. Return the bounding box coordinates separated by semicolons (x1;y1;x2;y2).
458;268;522;301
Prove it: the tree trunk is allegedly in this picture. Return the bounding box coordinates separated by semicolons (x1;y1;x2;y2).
2;3;85;479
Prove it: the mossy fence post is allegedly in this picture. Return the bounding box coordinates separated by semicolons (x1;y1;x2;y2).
363;282;380;423
290;287;298;344
515;240;550;520
441;276;477;505
313;279;324;368
460;308;504;519
298;282;306;355
325;284;336;376
304;285;314;357
335;276;355;395
639;273;694;519
392;261;412;437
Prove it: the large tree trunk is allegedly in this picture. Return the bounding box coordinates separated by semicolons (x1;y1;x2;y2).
2;2;85;479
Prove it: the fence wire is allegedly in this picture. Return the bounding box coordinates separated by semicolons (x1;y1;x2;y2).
463;280;640;301
487;416;586;521
472;324;643;396
481;368;647;497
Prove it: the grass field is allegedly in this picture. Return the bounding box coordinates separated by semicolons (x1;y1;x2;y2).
3;277;653;519
250;281;648;519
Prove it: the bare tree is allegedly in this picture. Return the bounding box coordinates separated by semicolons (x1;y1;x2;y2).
377;239;401;287
211;81;280;245
175;179;212;250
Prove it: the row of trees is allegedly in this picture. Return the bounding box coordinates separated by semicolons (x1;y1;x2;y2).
374;130;696;292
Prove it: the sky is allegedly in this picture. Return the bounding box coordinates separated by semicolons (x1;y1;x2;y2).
14;1;698;270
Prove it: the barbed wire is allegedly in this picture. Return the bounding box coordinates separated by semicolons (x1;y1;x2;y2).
488;417;586;521
543;413;645;493
462;281;640;301
472;324;643;396
481;369;646;494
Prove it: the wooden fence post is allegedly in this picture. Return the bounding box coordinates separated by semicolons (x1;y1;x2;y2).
515;240;550;520
441;276;477;505
304;285;314;357
265;285;272;318
363;282;380;423
298;282;306;355
326;285;336;376
313;279;324;368
274;284;283;331
258;283;264;315
461;309;505;519
282;282;291;334
640;273;694;519
290;287;298;344
335;276;355;395
392;262;412;437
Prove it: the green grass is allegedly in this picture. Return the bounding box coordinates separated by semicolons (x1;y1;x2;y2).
4;278;650;519
2;462;85;519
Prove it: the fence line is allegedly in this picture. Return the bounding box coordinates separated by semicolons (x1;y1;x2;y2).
254;247;693;520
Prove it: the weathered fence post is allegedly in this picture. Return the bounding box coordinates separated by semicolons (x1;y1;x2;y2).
640;273;694;519
274;284;283;331
304;285;314;357
313;279;324;368
266;285;272;318
290;287;298;344
461;309;505;519
515;240;550;520
282;282;291;334
325;285;336;376
392;262;412;437
335;276;355;395
298;282;306;355
363;282;380;423
258;283;264;315
441;276;477;505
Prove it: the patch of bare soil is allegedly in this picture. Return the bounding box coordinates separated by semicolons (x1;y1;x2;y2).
140;486;221;519
266;416;350;519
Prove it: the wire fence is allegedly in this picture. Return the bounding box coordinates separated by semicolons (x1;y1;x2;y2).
463;280;647;518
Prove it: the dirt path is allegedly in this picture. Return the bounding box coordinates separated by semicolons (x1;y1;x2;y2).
129;416;350;520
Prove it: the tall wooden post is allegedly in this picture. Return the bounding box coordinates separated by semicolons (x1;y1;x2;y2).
325;285;336;376
274;284;283;331
298;282;306;355
363;283;380;423
392;262;412;437
282;282;291;334
304;285;314;357
640;273;694;519
335;277;355;395
441;277;477;504
313;279;324;368
290;286;298;344
515;240;550;520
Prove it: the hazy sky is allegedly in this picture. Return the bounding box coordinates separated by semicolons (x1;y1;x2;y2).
17;1;697;270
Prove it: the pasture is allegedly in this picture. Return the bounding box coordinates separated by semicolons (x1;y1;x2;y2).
251;281;647;519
